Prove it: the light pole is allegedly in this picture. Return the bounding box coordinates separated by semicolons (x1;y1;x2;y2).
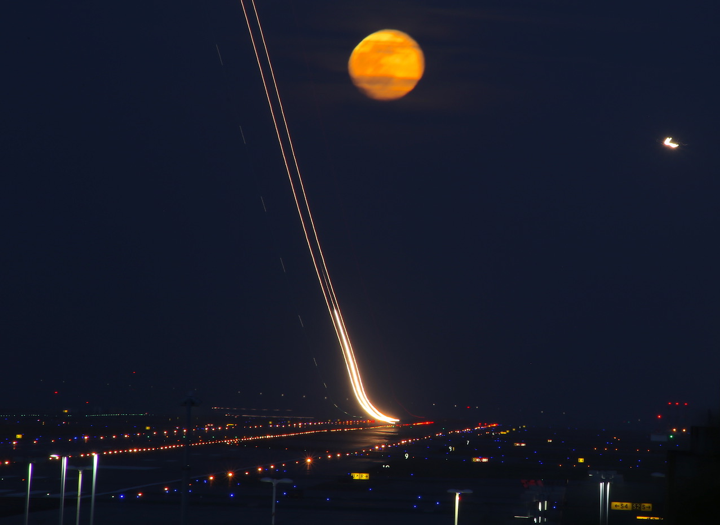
180;391;199;525
75;468;83;525
71;464;96;525
261;477;293;525
59;456;67;525
447;489;473;525
590;470;615;525
599;479;611;525
89;454;98;525
24;463;33;525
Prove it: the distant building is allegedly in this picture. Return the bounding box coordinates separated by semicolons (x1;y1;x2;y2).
666;418;720;523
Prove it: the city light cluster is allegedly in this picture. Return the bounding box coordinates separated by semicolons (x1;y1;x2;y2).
51;420;391;459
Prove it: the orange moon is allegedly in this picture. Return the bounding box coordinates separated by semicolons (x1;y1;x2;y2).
348;29;424;101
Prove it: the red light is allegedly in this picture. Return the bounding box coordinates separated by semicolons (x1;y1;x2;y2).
675;402;679;405
684;403;688;406
657;415;662;419
668;402;671;405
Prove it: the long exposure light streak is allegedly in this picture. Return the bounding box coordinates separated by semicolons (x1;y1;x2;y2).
240;0;398;423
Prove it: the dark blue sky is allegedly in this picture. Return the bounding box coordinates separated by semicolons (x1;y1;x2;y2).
2;0;718;426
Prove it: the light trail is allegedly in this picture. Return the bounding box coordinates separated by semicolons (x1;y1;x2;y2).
663;137;679;148
240;0;398;423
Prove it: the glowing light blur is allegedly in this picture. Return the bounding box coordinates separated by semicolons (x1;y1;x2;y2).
348;30;424;101
663;137;679;148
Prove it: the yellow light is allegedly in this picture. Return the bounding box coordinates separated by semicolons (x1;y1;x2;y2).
333;309;398;423
663;137;679;148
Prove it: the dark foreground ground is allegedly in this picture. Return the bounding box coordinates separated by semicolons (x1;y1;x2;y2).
1;420;673;524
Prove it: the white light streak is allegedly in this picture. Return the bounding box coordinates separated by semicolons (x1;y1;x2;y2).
241;0;397;423
663;137;679;148
215;44;224;66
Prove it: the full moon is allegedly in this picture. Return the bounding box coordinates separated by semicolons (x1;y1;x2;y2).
348;29;425;101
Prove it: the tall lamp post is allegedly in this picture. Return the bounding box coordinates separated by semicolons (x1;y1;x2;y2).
72;463;98;525
54;455;97;525
447;489;473;525
24;462;33;525
590;470;615;525
89;454;99;525
261;477;293;525
75;468;84;525
58;456;67;525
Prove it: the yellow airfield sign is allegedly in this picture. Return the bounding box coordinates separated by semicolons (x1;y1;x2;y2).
611;502;653;511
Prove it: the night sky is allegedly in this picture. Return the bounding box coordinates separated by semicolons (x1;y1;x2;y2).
3;1;719;427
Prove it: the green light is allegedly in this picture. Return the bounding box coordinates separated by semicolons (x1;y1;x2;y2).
669;435;674;439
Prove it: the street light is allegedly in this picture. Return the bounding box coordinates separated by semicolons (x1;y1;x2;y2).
447;489;473;525
59;456;67;525
65;458;99;525
589;470;615;525
180;391;199;525
261;477;293;525
89;454;99;525
24;463;32;525
75;468;84;525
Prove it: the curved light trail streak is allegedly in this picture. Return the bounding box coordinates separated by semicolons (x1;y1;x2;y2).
240;0;398;423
